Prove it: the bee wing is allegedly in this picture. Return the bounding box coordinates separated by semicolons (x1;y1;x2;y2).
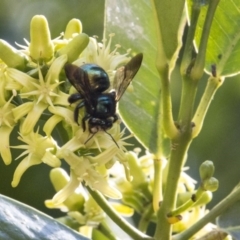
113;53;143;101
65;63;94;104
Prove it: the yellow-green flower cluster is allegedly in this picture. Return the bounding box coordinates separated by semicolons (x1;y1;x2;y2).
0;15;131;202
45;168;133;236
108;149;218;238
0;14;219;239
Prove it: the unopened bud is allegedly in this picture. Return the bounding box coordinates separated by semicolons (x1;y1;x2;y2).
64;19;82;39
0;40;26;70
57;33;89;62
29;15;54;62
200;160;215;180
203;177;219;192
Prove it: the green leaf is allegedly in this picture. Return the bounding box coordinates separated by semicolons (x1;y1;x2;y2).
0;194;89;240
104;0;160;152
192;0;240;77
152;0;186;73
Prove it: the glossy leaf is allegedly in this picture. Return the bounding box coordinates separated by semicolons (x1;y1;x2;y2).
0;194;89;240
191;0;240;77
104;0;160;152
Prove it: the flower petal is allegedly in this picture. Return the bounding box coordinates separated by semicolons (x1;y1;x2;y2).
53;91;69;106
12;102;34;122
111;202;134;217
21;102;48;135
43;114;63;136
0;126;13;165
45;54;67;84
42;149;61;167
6;68;38;89
11;156;41;187
52;170;80;205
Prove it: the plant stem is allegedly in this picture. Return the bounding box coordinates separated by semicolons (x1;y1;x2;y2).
169;188;204;217
87;186;153;240
152;156;164;212
173;185;240;240
138;203;154;233
153;1;220;239
99;221;118;240
159;66;179;139
190;0;220;81
154;135;192;240
192;76;223;138
151;0;182;139
180;0;201;76
178;77;198;126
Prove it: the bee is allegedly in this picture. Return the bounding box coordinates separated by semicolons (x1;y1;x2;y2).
64;53;143;146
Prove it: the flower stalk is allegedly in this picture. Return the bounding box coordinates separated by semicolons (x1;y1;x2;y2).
173;185;240;240
87;186;154;240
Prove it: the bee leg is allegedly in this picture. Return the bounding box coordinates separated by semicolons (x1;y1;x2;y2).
68;93;83;104
74;101;85;124
113;114;118;123
82;114;91;132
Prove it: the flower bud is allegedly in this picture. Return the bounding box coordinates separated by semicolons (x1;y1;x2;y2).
0;40;26;70
203;177;219;192
50;168;70;191
64;19;82;39
57;33;89;62
29;15;54;62
199;160;215;180
126;151;146;187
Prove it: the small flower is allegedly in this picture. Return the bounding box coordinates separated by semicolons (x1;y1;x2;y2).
45;168;85;212
0;94;17;165
11;130;59;187
15;101;48;136
173;206;217;238
74;34;130;80
45;168;133;236
56;128;89;155
43;106;77;136
9;55;68;135
0;63;10;103
0;125;14;165
53;150;122;202
0;95;16;128
19;55;68;106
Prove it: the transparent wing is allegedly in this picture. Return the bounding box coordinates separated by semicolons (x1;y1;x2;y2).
113;53;143;101
65;63;94;105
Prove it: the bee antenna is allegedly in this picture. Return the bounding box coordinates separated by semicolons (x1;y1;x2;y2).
84;131;119;149
103;129;119;149
84;133;96;145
